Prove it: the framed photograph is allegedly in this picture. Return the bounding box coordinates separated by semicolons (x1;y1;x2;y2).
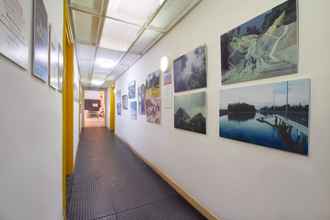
219;79;310;156
174;45;207;93
163;71;172;86
0;0;29;69
116;89;122;116
122;95;128;110
48;24;59;90
130;101;137;120
58;43;64;92
128;81;136;99
174;91;207;134
221;0;298;84
32;0;49;82
138;84;146;115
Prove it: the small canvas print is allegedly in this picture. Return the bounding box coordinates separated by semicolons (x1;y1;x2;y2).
163;71;172;86
130;101;137;120
145;70;161;124
174;45;207;92
174;92;207;134
221;0;298;84
117;103;122;116
117;90;121;116
32;0;49;82
128;81;136;99
122;95;128;110
138;84;146;115
219;79;310;156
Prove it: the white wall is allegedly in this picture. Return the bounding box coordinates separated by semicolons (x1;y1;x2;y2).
0;0;63;220
73;53;80;161
115;0;330;219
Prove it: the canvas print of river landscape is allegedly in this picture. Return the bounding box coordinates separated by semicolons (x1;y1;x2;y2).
219;79;310;155
175;92;206;134
221;0;298;85
174;45;207;92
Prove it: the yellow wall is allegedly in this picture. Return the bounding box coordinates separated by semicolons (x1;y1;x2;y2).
110;87;115;131
63;0;74;217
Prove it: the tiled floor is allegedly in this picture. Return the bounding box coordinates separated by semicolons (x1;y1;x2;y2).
67;128;206;220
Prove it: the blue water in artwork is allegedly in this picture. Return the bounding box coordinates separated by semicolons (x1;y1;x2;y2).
219;114;308;155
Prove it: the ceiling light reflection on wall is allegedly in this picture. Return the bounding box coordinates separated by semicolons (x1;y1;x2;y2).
95;58;116;69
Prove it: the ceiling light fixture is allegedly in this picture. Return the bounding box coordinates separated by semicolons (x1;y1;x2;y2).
91;79;105;86
95;58;116;69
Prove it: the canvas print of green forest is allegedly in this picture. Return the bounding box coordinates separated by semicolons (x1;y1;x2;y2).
221;0;298;84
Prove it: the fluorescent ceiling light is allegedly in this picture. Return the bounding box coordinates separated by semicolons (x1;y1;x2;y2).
106;0;163;25
95;58;116;69
91;79;105;86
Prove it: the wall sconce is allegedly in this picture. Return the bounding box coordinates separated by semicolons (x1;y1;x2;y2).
160;56;170;73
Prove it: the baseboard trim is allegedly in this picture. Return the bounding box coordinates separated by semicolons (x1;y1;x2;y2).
116;135;219;220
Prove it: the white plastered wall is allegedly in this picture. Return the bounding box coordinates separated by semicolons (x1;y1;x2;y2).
73;53;80;161
0;0;64;219
115;0;330;219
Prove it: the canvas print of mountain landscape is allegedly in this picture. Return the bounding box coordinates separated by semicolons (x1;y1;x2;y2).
174;45;207;92
138;84;146;115
128;81;136;99
219;79;310;155
145;70;161;124
175;92;207;134
221;0;298;85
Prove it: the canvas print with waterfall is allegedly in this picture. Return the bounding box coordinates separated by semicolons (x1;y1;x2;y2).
219;79;310;155
221;0;298;84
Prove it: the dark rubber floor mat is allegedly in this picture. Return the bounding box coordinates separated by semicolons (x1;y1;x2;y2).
67;128;206;220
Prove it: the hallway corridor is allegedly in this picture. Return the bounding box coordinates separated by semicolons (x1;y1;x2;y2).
67;128;206;220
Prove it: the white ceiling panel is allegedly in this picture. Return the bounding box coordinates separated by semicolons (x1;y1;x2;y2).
72;10;101;45
71;0;106;15
106;0;163;25
77;60;93;76
150;0;201;31
130;29;162;54
76;43;96;60
99;19;140;52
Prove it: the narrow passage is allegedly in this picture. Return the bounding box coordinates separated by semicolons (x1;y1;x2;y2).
67;128;206;220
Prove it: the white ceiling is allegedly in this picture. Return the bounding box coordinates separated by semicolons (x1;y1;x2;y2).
70;0;202;89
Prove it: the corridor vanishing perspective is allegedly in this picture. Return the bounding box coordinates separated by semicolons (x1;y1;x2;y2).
67;128;206;220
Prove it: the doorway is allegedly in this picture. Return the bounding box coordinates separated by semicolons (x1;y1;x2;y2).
84;90;105;127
